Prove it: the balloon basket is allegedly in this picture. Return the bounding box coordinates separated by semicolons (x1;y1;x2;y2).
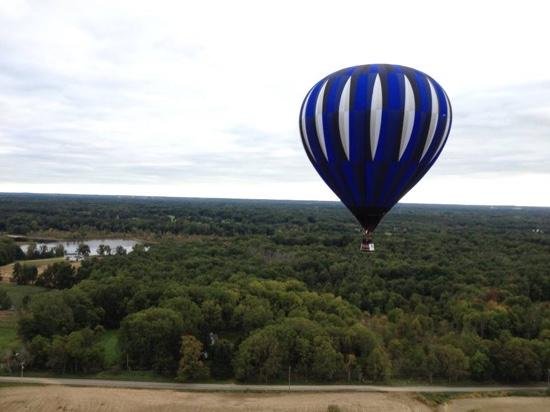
360;232;375;252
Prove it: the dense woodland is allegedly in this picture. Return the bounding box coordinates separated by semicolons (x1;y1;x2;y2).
1;193;550;383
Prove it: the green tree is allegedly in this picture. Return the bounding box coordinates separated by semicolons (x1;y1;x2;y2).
119;307;183;373
232;296;273;332
53;244;65;257
469;350;493;381
65;328;104;373
28;335;50;369
200;300;224;331
209;338;234;379
160;296;202;335
310;336;344;380
77;243;91;257
36;262;77;289
12;263;37;285
114;246;127;256
364;346;392;382
495;338;541;382
435;344;469;382
0;289;12;309
47;335;69;373
233;327;283;382
25;242;38;259
18;291;75;340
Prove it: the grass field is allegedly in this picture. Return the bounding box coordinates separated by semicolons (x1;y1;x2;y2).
0;284;47;355
0;311;18;354
0;283;47;309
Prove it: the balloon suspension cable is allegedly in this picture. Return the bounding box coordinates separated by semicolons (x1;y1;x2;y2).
360;230;375;252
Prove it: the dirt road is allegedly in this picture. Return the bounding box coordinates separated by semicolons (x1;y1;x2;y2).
0;376;546;393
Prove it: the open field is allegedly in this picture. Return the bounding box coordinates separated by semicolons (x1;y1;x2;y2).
0;257;64;283
0;258;79;283
0;283;47;308
0;386;431;412
0;284;47;354
0;386;548;411
444;396;550;411
0;310;17;352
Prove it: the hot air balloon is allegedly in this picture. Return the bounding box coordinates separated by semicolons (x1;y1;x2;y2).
299;64;452;251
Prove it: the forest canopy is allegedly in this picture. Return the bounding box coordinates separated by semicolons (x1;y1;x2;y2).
1;193;549;383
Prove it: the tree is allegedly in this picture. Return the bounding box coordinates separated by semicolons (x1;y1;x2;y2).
177;335;209;381
310;336;344;380
495;338;541;382
53;244;65;257
364;346;392;382
36;262;77;289
209;338;234;379
47;335;69;373
234;327;283;382
234;318;341;383
25;242;38;259
119;307;183;373
65;328;104;373
434;344;469;382
160;296;202;335
28;335;50;369
96;244;111;256
18;291;76;340
12;263;37;285
114;246;127;256
0;289;12;310
232;296;273;333
469;350;493;381
200;300;224;331
0;237;25;265
77;243;91;257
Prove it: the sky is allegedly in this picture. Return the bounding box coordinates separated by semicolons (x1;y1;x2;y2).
1;0;549;206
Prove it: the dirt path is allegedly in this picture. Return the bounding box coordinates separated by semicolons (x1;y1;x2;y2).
0;263;14;282
0;386;431;412
441;396;550;412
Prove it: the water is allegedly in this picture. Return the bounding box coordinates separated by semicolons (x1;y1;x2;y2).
19;239;139;256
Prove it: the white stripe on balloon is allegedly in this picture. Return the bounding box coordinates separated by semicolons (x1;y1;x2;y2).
420;78;440;161
338;77;351;160
315;80;329;160
369;74;383;160
398;75;416;160
300;88;316;161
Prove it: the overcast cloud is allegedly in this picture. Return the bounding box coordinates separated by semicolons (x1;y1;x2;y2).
1;0;550;205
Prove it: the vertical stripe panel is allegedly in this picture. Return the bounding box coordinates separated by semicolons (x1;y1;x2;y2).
420;79;440;160
338;77;351;160
398;75;416;159
429;91;452;163
369;74;382;160
315;80;328;159
300;88;316;162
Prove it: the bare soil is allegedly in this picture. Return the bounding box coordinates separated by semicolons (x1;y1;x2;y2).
0;386;431;412
0;264;14;283
442;396;550;412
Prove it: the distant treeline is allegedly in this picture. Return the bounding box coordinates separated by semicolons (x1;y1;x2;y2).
2;193;550;240
2;194;548;383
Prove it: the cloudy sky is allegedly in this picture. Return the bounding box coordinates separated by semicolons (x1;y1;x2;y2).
1;0;549;206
